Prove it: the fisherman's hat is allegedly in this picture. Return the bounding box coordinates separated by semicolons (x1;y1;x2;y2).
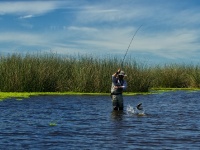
118;71;127;76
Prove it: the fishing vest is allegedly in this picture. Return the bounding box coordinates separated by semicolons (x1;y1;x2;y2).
111;78;124;95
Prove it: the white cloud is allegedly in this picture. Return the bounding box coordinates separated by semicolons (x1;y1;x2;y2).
1;0;200;63
62;26;200;59
0;1;64;15
75;5;145;24
132;29;200;59
0;32;46;46
0;25;200;60
19;15;34;19
72;0;200;31
67;26;98;32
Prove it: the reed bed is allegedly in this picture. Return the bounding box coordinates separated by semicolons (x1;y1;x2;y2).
0;53;200;92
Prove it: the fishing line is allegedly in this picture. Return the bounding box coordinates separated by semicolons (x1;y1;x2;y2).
121;25;142;68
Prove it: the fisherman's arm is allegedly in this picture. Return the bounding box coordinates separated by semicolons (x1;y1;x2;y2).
112;68;121;77
112;69;121;87
114;80;126;89
121;80;127;90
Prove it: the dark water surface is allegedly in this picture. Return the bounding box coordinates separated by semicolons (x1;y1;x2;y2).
0;91;200;149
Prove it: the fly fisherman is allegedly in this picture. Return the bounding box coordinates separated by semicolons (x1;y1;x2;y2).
111;69;127;110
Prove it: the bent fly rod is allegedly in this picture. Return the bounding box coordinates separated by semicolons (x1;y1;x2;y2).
121;25;142;68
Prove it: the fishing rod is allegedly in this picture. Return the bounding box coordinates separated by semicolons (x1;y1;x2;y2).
121;25;142;68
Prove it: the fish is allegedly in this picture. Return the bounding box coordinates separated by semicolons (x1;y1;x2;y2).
137;103;143;110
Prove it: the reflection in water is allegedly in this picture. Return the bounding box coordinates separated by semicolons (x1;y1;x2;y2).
111;110;124;120
110;110;126;148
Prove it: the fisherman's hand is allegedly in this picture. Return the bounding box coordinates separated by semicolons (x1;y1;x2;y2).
117;68;121;73
114;86;122;89
114;68;121;76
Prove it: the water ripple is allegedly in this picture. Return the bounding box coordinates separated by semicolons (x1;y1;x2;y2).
0;92;200;149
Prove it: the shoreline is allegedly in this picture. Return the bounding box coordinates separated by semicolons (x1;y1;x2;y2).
1;88;200;100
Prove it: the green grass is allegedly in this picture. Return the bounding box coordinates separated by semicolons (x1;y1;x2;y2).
1;87;200;100
0;92;108;100
1;53;200;94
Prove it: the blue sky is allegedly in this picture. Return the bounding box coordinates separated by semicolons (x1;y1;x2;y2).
1;0;200;65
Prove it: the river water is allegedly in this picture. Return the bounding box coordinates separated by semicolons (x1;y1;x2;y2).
0;91;199;149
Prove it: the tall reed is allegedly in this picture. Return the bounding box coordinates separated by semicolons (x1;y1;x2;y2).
151;64;191;88
0;53;200;92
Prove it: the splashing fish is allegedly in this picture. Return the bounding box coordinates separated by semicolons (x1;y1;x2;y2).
126;103;145;116
137;103;143;110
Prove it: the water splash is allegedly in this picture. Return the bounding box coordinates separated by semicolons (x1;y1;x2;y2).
126;104;145;116
126;104;135;115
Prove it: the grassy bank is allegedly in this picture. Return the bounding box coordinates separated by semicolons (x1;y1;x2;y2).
1;88;200;100
0;53;200;93
0;91;150;100
0;92;109;100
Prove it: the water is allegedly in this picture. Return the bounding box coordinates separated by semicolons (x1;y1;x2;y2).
0;91;200;149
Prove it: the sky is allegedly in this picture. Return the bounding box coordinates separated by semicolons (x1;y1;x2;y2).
0;0;200;65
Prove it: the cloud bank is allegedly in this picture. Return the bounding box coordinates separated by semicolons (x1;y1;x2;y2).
0;0;200;64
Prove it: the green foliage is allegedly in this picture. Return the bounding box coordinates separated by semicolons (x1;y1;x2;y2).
0;53;200;92
151;64;191;88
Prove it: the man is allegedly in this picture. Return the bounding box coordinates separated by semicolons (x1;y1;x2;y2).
111;69;127;110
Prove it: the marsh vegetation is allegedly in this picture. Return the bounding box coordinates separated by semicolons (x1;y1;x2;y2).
0;53;200;92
